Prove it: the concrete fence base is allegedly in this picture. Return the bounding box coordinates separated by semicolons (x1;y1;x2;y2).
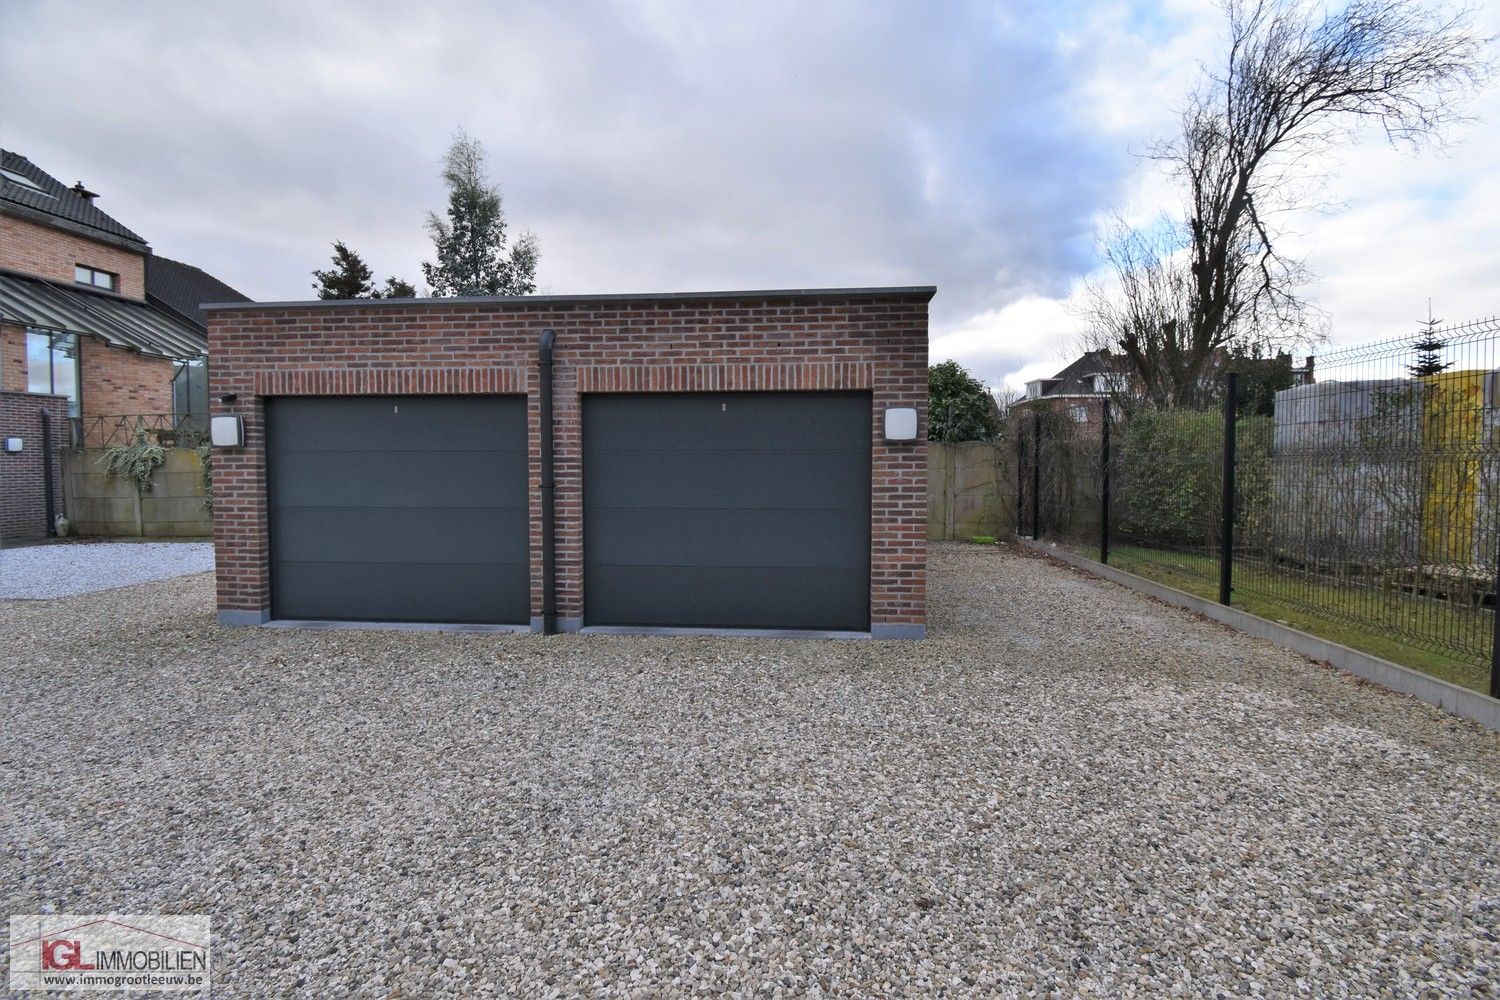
1013;535;1499;732
928;441;1013;541
62;447;212;538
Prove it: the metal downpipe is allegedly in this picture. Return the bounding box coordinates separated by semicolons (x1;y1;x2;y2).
538;328;557;635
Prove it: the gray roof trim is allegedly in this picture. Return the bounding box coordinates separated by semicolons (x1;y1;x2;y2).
0;271;207;360
0;202;151;255
204;285;938;312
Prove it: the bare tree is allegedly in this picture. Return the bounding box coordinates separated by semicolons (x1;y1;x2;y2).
1080;220;1195;408
1090;0;1488;407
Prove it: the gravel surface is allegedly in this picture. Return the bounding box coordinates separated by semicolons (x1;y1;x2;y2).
0;540;214;598
2;542;1496;998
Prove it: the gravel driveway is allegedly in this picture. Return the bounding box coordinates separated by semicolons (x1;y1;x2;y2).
2;542;1496;997
0;540;214;598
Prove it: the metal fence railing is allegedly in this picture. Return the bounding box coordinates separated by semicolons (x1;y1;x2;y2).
1018;317;1500;697
71;413;209;449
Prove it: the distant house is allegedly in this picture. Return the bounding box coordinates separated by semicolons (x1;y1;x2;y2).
0;149;248;443
1020;348;1315;424
1019;349;1133;430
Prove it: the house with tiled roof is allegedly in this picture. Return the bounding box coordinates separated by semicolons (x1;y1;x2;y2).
0;149;247;439
0;149;248;541
1018;349;1133;432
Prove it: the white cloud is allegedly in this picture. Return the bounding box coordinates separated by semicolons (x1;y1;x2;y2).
0;0;1492;381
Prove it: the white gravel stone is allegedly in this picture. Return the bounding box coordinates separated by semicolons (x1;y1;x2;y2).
0;540;214;598
1;542;1496;998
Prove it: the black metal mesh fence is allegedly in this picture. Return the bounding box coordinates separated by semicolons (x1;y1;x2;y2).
1018;317;1499;695
71;413;209;449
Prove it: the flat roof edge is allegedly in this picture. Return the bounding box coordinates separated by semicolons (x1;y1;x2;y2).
203;285;937;312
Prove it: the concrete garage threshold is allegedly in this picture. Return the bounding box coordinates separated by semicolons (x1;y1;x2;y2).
1013;536;1500;732
260;618;533;634
219;611;923;640
579;624;926;640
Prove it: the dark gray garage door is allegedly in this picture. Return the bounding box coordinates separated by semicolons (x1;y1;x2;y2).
266;395;528;624
583;392;870;631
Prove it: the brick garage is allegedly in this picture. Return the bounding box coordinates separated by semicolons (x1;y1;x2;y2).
207;288;931;637
0;390;66;542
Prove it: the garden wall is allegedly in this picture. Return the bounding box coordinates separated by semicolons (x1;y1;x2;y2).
928;441;1013;540
62;447;211;537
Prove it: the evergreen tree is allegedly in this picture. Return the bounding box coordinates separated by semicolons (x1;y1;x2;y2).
422;129;540;296
1408;306;1449;378
378;277;418;299
312;241;376;299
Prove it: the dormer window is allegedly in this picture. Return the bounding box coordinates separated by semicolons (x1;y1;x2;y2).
1;167;50;195
75;265;117;291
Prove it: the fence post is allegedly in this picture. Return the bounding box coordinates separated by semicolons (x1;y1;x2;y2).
1219;372;1238;606
1100;398;1110;565
1031;410;1041;541
1491;527;1499;699
1015;425;1024;537
39;407;57;536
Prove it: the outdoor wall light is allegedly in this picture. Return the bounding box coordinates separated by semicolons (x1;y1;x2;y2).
3;437;21;453
210;415;245;448
883;407;918;442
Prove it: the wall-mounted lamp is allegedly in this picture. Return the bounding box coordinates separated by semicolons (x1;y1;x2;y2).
3;437;22;453
883;407;918;442
210;415;244;448
219;393;238;404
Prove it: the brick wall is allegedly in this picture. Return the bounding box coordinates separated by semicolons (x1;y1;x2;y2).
1;322;25;393
208;290;930;634
80;337;174;418
0;212;147;299
0;390;66;543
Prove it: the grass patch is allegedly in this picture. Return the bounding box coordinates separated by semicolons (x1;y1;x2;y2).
1065;543;1493;694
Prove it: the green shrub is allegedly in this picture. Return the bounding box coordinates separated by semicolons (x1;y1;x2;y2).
196;442;214;511
1116;409;1274;548
99;427;167;495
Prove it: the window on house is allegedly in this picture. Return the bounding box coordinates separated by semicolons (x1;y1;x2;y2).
74;265;117;291
1069;405;1089;423
172;358;209;430
25;329;82;417
1093;373;1129;394
1;167;51;196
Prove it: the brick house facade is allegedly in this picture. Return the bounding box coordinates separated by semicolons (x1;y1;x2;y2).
207;289;930;637
0;213;148;299
1;149;245;543
1;150;236;436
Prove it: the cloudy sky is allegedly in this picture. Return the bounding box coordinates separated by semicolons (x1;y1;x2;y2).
2;0;1495;390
